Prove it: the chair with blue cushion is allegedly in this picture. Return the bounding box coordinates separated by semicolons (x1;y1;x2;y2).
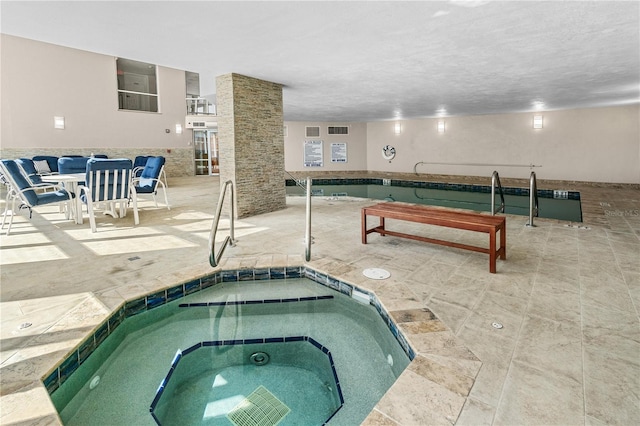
77;158;139;232
58;157;91;175
16;158;56;188
132;155;153;178
32;155;59;174
0;159;73;235
133;156;170;210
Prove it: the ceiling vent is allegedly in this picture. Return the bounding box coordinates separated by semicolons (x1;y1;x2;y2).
328;126;349;135
305;126;320;138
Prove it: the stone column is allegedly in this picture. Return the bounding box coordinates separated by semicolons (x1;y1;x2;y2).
215;73;285;218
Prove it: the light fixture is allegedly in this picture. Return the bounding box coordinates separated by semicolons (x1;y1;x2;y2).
54;116;65;129
533;115;543;129
437;120;446;133
394;122;402;135
175;124;183;134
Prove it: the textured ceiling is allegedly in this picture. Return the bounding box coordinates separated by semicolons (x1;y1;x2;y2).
2;1;639;122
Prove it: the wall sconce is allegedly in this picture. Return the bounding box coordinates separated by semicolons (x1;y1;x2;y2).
533;115;543;129
175;124;183;134
394;122;402;135
54;116;65;129
437;120;446;133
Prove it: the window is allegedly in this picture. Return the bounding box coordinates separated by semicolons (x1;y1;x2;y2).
328;126;349;135
117;58;159;112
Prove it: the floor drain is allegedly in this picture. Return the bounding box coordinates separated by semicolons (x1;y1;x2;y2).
492;322;503;329
227;385;290;426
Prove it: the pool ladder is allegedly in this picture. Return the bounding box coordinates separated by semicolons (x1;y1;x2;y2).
526;171;539;227
209;180;236;267
285;172;313;261
491;171;506;215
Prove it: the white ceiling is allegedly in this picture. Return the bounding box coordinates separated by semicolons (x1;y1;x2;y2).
2;1;639;122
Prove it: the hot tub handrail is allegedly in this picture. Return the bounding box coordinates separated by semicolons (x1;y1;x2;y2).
305;177;312;261
414;161;542;175
491;171;506;215
285;170;307;191
209;179;236;267
526;171;539;227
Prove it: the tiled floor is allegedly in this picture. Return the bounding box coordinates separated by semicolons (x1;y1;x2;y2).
1;175;638;425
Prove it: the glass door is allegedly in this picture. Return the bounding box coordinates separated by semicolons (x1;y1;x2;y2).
194;129;219;175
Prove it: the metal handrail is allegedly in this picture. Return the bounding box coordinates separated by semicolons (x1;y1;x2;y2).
526;171;539;227
491;171;505;215
414;161;542;175
285;170;307;191
304;177;312;261
208;180;236;267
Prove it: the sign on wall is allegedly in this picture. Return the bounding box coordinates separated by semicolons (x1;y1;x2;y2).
331;143;347;163
304;140;323;167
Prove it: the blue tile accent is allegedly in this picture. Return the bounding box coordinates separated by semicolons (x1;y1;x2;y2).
182;343;201;356
243;338;264;344
221;270;238;282
285;336;304;342
125;297;146;317
166;285;184;302
285;266;302;278
238;269;254;281
265;337;284;343
78;336;95;365
200;273;218;289
43;370;59;394
269;267;285;280
184;279;201;295
254;268;270;280
94;322;109;347
59;351;79;383
146;291;166;309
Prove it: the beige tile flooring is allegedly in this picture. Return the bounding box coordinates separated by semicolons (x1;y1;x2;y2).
1;175;638;425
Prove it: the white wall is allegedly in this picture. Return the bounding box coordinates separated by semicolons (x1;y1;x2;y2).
366;106;640;183
283;121;367;171
0;34;191;150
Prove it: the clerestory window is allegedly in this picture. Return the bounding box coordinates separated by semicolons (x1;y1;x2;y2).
117;58;159;112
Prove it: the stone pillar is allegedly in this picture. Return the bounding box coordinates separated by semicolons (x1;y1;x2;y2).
215;73;285;218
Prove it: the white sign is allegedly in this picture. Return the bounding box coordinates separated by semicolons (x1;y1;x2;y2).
331;142;347;163
304;140;323;167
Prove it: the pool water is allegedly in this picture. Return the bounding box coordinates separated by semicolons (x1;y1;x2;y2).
53;278;410;425
286;183;583;222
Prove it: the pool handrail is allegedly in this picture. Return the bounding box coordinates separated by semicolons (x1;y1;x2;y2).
491;171;506;215
209;179;236;267
305;176;312;261
285;170;307;191
526;171;539;227
414;161;542;175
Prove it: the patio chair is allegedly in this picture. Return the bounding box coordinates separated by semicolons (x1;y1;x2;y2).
16;158;59;189
133;156;170;210
77;158;139;232
0;159;73;235
133;155;168;187
32;155;59;174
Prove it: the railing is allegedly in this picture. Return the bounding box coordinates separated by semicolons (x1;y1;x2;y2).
414;161;542;175
491;171;506;215
208;180;236;267
526;171;539;227
285;170;307;191
304;177;312;261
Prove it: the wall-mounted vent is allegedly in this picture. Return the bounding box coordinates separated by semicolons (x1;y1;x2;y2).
328;126;349;135
306;126;320;138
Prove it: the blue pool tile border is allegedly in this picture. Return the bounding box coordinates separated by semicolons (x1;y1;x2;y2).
178;294;334;308
285;177;581;200
44;264;415;396
149;336;343;426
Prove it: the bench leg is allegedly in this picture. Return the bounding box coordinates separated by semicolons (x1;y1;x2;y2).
500;225;507;260
361;210;367;244
490;231;497;273
379;216;385;236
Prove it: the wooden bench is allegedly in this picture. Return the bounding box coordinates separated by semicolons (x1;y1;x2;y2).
362;202;506;273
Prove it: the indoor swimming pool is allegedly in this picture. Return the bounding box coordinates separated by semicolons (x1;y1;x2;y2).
49;275;411;425
286;178;582;222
